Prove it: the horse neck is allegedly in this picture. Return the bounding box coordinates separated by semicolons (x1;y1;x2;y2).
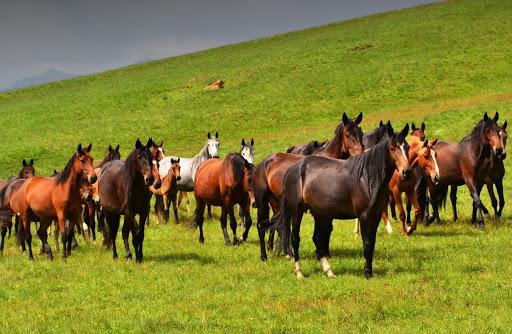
408;137;423;163
321;129;344;159
191;144;210;172
463;132;492;164
59;166;82;200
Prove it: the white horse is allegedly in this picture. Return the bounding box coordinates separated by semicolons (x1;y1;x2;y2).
159;132;220;212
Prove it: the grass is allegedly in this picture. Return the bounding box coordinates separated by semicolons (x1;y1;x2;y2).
1;0;512;332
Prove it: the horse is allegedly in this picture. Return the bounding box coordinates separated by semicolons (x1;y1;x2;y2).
410;122;426;141
427;112;506;228
192;153;254;245
435;119;507;223
0;159;35;242
286;140;326;155
98;138;161;262
269;124;411;278
15;144;96;260
84;144;122;240
362;120;392;148
253;112;364;261
381;137;439;235
150;140;166;162
159;132;219;214
151;158;181;224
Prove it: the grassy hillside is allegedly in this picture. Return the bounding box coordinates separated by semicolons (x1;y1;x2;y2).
1;0;512;332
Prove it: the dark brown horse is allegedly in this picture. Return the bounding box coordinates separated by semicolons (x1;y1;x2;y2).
16;144;96;260
99;138;161;262
269;124;410;278
427;113;506;227
192;153;253;245
151;157;181;224
286;140;326;155
253;112;364;261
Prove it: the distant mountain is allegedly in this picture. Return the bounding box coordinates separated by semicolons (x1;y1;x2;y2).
8;68;76;90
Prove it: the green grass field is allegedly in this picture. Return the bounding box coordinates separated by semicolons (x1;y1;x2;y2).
1;0;512;332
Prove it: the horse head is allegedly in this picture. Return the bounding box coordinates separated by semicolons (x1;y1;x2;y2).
207;132;220;158
240;138;255;164
387;123;411;181
20;159;35;179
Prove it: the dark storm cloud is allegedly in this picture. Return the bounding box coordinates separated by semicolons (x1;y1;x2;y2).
0;0;435;90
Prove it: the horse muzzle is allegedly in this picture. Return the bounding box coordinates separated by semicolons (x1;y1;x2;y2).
176;176;182;181
496;148;506;160
400;168;411;181
153;180;162;189
432;175;440;186
145;175;155;186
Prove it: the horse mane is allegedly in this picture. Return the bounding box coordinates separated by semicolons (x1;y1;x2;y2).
460;118;494;143
55;153;77;184
346;139;390;207
224;153;251;185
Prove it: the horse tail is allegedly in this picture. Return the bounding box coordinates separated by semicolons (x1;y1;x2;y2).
268;196;291;256
0;183;8;208
286;146;295;154
440;186;449;209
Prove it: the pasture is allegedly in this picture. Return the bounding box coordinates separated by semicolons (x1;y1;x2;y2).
1;0;512;332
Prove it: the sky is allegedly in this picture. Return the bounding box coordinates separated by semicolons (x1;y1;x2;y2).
0;0;435;90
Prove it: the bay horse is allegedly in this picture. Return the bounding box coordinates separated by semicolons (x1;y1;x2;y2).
362;120;392;148
253;112;364;261
192;153;254;245
269;124;411;278
99;138;161;262
159;132;219;214
381;137;439;235
0;159;35;242
436;119;507;223
427;112;506;228
85;144;122;240
17;144;96;260
151;158;181;224
286;140;326;155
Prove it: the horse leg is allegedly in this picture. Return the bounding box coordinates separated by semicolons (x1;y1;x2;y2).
449;186;458;222
90;204;96;241
171;194;179;224
428;185;443;225
406;200;412;226
0;226;7;252
207;204;213;219
105;213;120;259
381;208;393;234
389;198;397;221
184;192;191;213
496;179;505;218
486;181;498;218
406;190;421;235
360;212;379;278
466;181;486;228
391;189;407;235
241;202;252;242
122;217;133;260
353;219;360;237
8;220;12;238
37;219;53;260
267;197;280;251
315;216;335;278
256;203;270;261
220;206;230;246
193;200;206;243
312;211;329;259
228;205;240;245
291;209;304;279
134;214;146;263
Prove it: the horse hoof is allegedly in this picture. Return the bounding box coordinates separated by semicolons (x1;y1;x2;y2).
126;255;132;260
365;270;373;279
199;237;204;244
326;270;336;278
136;258;143;264
260;256;267;262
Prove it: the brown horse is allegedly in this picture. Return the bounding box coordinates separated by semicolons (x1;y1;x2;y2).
410;122;426;141
192;153;253;245
253;112;364;261
99;138;161;262
269;124;411;278
151;158;181;224
427;112;506;227
381;137;439;235
16;144;96;260
286;140;326;155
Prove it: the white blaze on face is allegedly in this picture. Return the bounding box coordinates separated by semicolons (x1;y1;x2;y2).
241;147;253;164
158;147;165;159
400;143;408;162
208;139;219;158
430;149;440;179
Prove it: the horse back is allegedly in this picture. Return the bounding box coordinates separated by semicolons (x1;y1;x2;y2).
265;153;303;198
98;160;128;213
24;177;60;218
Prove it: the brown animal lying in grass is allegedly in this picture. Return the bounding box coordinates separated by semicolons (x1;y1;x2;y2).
205;80;224;90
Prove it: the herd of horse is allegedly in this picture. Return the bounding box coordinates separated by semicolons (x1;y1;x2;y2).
0;112;507;279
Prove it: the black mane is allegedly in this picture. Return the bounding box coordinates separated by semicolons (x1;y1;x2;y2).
460;118;495;143
224;153;252;184
346;138;390;207
55;153;77;184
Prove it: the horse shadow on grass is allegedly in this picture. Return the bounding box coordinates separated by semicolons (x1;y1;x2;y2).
146;252;216;265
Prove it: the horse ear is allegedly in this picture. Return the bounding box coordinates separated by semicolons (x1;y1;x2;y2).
386;124;394;138
177;157;180;163
135;138;142;149
109;144;113;151
483;112;489;121
342;112;348;124
503;121;508;130
215;132;218;138
422;140;428;148
411;123;417;131
30;159;34;166
159;140;163;147
241;138;246;146
207;132;211;139
401;123;409;138
77;143;83;152
379;120;384;127
431;138;438;146
146;138;153;149
115;144;120;152
251;138;254;146
354;112;363;125
493;112;499;122
22;159;27;167
86;143;92;152
421;122;426;131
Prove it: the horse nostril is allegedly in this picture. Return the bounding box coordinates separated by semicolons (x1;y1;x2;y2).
154;181;162;189
402;169;411;180
177;176;181;181
90;175;97;183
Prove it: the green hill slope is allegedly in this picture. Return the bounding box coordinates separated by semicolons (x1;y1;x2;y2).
1;0;511;177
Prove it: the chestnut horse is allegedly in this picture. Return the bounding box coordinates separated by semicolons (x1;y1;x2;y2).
192;153;253;245
17;144;96;260
151;158;181;224
253;112;364;261
99;138;161;262
427;112;506;227
269;124;410;278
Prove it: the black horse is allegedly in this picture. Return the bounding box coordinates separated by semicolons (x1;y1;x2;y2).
99;139;161;262
270;124;410;278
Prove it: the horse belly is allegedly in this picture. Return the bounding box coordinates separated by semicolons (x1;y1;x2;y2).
303;179;357;219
